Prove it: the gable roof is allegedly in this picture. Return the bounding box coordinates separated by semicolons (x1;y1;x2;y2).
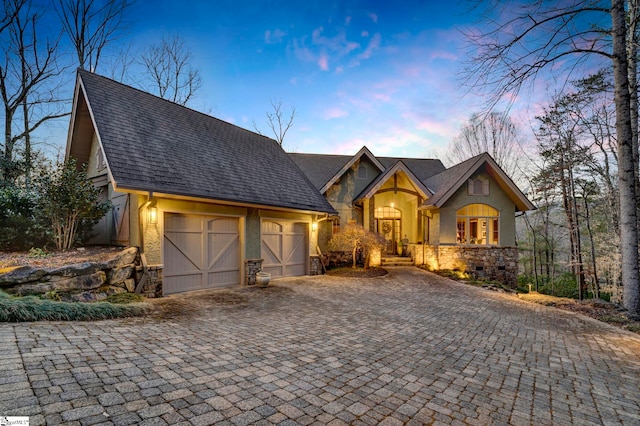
68;69;336;214
424;153;535;212
289;149;445;193
355;160;433;201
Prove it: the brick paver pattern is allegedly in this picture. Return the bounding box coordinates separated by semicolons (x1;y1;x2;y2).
2;267;640;425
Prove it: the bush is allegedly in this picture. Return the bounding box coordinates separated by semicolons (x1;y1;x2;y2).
0;186;48;251
0;291;148;322
106;293;145;304
35;159;111;251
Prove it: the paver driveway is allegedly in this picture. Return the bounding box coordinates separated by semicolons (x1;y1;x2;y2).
2;267;640;425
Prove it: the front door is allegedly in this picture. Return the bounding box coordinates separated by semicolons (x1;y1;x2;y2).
378;218;401;255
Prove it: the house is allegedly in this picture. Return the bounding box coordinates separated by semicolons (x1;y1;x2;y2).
66;69;336;295
65;70;534;295
291;149;535;284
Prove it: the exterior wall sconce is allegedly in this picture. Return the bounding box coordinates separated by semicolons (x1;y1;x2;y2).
148;206;158;224
311;222;318;232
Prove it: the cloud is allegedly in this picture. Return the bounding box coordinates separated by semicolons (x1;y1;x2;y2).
265;28;287;44
323;107;349;119
318;53;329;71
368;13;378;23
359;33;381;60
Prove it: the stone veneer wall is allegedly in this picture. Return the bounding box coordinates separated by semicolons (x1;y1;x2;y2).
408;244;518;287
310;256;323;275
245;259;263;285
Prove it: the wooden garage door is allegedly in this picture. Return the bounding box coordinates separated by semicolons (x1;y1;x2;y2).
163;213;240;295
261;220;307;278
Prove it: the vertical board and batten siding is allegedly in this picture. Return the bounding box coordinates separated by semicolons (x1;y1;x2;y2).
163;213;240;295
261;220;308;278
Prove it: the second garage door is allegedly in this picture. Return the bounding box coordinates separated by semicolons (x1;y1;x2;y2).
163;213;240;295
261;220;307;278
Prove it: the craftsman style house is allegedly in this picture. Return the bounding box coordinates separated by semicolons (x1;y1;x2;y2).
66;70;534;295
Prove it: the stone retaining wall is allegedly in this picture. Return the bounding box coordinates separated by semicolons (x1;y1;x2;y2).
408;244;518;287
0;247;155;301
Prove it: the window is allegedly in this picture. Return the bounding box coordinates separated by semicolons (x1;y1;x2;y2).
456;204;499;245
468;177;489;195
357;164;368;179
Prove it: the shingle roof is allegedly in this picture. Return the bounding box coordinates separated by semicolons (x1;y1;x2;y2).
76;69;336;214
288;153;352;190
424;153;535;212
289;152;446;191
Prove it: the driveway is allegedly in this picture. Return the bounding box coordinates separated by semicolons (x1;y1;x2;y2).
2;267;640;425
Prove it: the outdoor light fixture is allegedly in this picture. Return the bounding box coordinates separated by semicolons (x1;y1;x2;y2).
148;206;158;224
312;222;318;232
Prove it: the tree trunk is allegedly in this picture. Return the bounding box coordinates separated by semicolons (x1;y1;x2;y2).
612;0;640;316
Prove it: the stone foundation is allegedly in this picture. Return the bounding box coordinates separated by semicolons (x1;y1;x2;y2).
135;265;163;298
245;258;264;285
310;256;323;275
407;244;518;287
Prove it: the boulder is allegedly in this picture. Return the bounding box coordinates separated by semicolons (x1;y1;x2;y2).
0;266;48;286
104;247;138;268
47;262;102;278
123;278;136;293
70;291;108;303
107;266;134;285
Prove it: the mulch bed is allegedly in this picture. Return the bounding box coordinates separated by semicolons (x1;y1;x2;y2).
0;246;123;270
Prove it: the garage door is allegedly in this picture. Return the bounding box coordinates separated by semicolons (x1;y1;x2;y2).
163;213;240;295
261;220;307;278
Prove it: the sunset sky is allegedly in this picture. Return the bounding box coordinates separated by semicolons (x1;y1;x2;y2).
107;0;494;158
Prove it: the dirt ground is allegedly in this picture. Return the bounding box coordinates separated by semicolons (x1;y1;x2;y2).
0;246;123;270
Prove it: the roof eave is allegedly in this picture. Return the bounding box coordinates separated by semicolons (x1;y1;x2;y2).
114;183;338;215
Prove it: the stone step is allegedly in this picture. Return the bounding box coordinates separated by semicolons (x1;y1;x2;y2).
381;257;414;266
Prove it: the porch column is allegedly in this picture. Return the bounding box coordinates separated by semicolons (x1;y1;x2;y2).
369;198;375;232
417;196;423;243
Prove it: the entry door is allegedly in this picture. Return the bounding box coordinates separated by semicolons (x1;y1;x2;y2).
163;213;240;295
261;220;307;278
378;219;401;255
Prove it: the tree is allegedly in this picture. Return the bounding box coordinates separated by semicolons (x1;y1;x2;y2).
447;111;525;181
35;159;110;251
1;0;67;185
56;0;132;72
462;0;640;316
140;34;202;106
253;98;296;147
327;224;385;269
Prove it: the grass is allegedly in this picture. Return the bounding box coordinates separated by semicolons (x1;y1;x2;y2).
106;292;145;304
0;290;149;322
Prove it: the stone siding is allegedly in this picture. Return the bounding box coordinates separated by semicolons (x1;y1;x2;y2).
310;256;323;275
245;258;264;286
407;244;518;287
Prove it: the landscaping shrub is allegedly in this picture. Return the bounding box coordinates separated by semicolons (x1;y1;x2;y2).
0;291;148;322
106;292;145;304
0;186;48;251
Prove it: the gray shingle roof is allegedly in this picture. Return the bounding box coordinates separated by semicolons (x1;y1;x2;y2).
289;153;445;191
77;69;336;214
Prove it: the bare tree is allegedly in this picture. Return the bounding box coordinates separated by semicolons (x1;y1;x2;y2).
55;0;132;72
447;111;525;181
1;0;67;184
140;34;202;106
253;98;296;147
462;0;640;316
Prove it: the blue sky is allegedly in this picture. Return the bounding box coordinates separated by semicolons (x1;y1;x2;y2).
111;0;484;158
